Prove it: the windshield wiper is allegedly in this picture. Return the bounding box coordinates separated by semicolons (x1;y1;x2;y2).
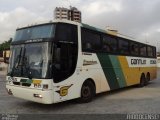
10;48;23;77
9;47;32;79
21;48;33;79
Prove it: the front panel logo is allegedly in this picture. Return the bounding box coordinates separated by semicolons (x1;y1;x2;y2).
56;84;73;96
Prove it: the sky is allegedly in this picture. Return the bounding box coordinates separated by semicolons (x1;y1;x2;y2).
0;0;160;48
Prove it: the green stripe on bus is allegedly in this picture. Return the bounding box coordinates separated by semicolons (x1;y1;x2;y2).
109;56;127;88
97;53;119;90
20;79;32;84
82;23;106;33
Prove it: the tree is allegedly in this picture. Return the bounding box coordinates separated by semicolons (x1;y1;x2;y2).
0;38;12;51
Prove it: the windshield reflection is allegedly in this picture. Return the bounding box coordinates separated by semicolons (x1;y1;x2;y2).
13;24;55;41
8;42;50;79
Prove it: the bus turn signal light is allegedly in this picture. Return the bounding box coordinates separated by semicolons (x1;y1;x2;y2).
43;84;48;90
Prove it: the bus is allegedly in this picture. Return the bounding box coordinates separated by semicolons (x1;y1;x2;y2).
6;20;157;104
0;49;10;63
3;49;10;64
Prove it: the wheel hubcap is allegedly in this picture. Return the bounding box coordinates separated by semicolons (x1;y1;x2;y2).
82;86;90;98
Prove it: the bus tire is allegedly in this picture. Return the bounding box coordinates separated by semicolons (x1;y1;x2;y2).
139;74;146;87
145;73;150;86
80;80;95;103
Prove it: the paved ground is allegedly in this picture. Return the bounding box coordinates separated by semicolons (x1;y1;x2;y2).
0;69;160;115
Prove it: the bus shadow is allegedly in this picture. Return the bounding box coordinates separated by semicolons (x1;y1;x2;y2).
95;85;137;100
95;80;160;100
20;98;79;112
21;86;137;112
145;80;160;88
19;81;159;113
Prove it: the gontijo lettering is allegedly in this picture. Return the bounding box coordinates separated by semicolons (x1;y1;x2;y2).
131;59;146;65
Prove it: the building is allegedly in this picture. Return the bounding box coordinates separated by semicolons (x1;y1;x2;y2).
54;7;69;20
70;7;81;23
54;7;81;23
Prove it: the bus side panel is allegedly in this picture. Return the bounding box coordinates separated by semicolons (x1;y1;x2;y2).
81;53;111;93
118;56;157;86
118;56;141;86
150;67;157;80
97;54;157;91
97;54;127;90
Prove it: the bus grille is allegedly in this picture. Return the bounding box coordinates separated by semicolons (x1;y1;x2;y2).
13;82;31;87
13;82;20;85
22;83;31;87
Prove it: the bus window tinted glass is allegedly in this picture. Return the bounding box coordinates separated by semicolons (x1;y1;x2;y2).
140;44;147;56
147;46;156;57
130;42;139;55
153;47;156;58
56;23;78;43
102;35;117;53
147;46;152;57
14;24;55;41
81;28;101;52
119;38;129;55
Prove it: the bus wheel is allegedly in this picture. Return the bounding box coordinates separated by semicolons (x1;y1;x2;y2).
139;74;146;87
145;73;150;86
80;81;95;103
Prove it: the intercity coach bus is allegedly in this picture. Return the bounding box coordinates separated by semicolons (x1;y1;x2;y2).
6;20;157;104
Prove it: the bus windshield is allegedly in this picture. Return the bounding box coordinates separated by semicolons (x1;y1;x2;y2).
8;23;78;81
8;42;51;79
13;24;55;41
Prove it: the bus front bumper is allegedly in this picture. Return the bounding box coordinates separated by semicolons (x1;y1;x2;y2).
6;85;54;104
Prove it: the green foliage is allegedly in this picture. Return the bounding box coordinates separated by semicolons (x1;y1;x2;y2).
0;38;12;51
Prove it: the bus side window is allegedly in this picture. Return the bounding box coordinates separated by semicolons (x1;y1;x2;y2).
118;38;129;55
130;42;139;56
102;35;117;53
54;45;61;70
140;44;147;57
53;23;78;83
85;43;92;50
81;28;101;52
153;47;156;58
56;23;78;43
147;46;155;57
102;44;111;52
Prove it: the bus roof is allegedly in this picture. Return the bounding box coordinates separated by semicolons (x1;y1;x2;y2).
16;19;80;30
16;20;155;47
17;20;127;38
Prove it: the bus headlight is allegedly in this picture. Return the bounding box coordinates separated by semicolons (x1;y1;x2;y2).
33;94;43;98
34;84;41;88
